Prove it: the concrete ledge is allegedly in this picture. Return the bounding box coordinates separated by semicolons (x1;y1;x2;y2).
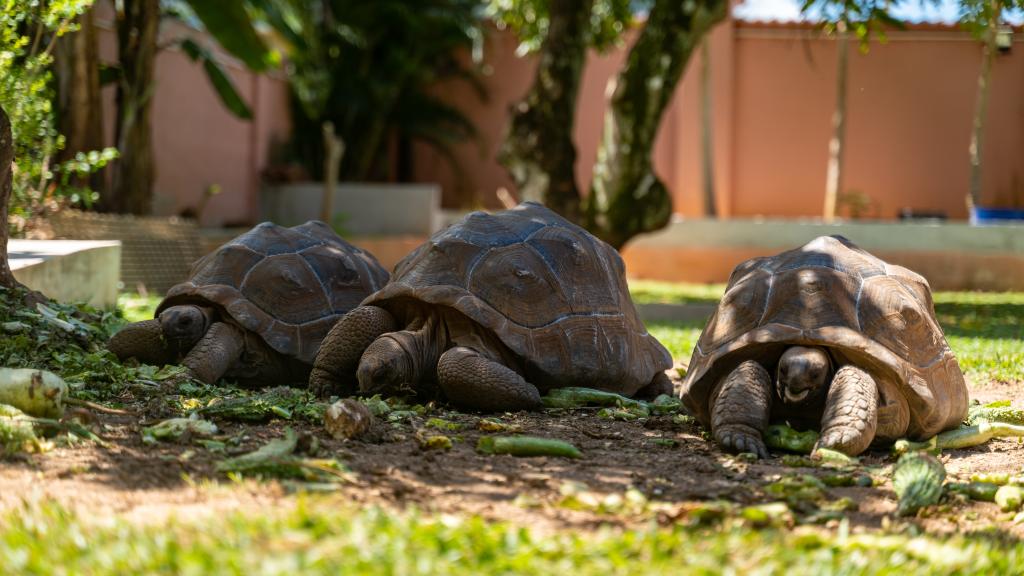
623;219;1024;291
260;183;442;236
629;218;1024;253
10;240;122;307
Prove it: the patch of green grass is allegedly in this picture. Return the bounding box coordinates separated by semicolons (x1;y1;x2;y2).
1;500;1022;575
117;292;162;323
647;321;704;364
628;280;725;305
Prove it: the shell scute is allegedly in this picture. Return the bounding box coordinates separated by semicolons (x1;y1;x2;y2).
364;203;671;395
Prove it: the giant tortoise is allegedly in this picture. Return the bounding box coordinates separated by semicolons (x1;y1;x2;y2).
309;202;673;411
680;235;968;457
109;221;389;386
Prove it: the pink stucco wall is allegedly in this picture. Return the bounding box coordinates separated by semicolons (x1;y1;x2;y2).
93;1;291;227
88;4;1023;224
414;19;1024;220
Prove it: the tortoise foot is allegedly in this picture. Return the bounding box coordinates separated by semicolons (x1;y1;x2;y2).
817;365;878;456
711;360;772;459
716;424;768;459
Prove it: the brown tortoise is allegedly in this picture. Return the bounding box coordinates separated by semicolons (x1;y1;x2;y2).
309;202;673;411
680;235;968;457
108;221;389;386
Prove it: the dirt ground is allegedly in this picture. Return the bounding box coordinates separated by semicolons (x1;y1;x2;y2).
1;374;1023;536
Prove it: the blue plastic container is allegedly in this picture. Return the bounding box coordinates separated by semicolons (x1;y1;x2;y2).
970;206;1024;225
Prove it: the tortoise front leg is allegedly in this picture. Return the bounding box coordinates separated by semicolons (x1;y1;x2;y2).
817;365;878;456
310;306;397;398
182;322;245;384
108;319;175;366
436;346;541;412
711;360;771;459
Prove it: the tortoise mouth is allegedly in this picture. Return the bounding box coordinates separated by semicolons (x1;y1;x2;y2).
784;387;811;404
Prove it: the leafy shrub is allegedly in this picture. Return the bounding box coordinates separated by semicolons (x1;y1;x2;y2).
0;0;117;232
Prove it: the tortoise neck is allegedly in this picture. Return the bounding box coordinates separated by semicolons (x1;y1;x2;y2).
390;309;447;384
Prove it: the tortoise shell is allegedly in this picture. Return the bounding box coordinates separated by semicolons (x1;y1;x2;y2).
362;202;671;395
157;221;389;364
681;235;968;440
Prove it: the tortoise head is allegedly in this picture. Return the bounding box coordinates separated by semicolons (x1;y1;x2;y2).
357;335;414;396
158;304;214;351
776;346;831;405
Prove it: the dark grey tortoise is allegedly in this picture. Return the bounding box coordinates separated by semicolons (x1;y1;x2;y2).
681;235;968;457
310;202;673;411
109;221;389;387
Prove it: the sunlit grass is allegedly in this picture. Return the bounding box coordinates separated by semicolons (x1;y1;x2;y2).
117;292;162;323
1;500;1022;575
628;280;725;305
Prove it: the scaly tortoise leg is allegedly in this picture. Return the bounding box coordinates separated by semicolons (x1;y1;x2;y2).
436;346;541;412
108;319;175;366
817;365;878;456
310;306;396;398
182;322;245;384
711;360;772;459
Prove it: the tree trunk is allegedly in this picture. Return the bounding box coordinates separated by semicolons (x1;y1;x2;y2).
499;0;592;223
823;24;849;222
587;0;728;249
109;0;159;215
968;6;999;212
55;6;104;191
0;106;18;287
0;105;44;303
699;38;716;217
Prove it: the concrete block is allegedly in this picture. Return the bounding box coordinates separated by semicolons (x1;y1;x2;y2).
9;240;121;308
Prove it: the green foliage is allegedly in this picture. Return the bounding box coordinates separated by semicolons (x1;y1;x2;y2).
179;38;254;119
252;0;486;182
892;452;946;516
0;0;117;225
0;286;140;398
800;0;904;44
945;0;1024;41
162;0;281;119
198;386;327;423
487;0;636;55
182;0;277;72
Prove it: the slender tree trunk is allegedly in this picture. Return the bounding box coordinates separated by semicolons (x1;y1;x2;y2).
699;38;716;217
823;24;849;222
499;0;592;223
586;0;727;248
55;6;104;192
968;5;999;212
320;122;343;224
109;0;159;215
